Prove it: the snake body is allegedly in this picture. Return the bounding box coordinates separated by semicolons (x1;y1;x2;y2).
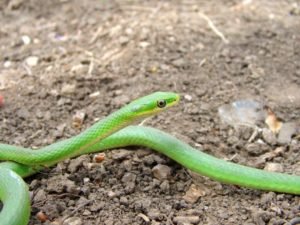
0;92;300;225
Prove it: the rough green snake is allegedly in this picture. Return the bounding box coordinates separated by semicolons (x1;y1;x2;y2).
0;92;300;225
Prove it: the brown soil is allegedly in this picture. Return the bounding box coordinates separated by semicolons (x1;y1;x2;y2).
1;1;300;225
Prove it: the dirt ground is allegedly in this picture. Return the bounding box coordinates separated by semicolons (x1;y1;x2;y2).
1;0;300;224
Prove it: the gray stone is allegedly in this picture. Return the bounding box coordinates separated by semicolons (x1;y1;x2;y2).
63;217;82;225
111;149;133;160
262;128;277;145
264;163;283;173
68;155;89;173
121;172;137;183
173;216;200;224
33;189;47;202
152;164;171;180
183;184;206;203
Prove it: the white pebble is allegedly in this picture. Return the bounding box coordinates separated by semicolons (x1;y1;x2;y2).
25;56;39;67
3;61;11;68
21;35;31;45
184;94;193;101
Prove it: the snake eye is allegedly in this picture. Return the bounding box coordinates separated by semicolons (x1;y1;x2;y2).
157;99;167;108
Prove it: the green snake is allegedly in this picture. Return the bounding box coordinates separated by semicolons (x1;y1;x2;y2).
0;92;300;225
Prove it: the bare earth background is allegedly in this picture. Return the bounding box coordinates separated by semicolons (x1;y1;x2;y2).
1;0;300;224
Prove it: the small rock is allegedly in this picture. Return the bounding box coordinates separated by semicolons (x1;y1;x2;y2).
70;64;87;76
147;209;162;220
246;143;267;156
262;128;277;145
83;177;90;184
46;175;79;194
25;56;39;67
173;216;200;224
125;182;136;193
139;41;150;48
107;191;117;198
184;94;193;101
112;95;130;107
277;122;298;144
82;210;91;216
260;192;276;205
144;155;166;165
93;153;105;163
63;217;82;225
68;155;89;173
3;61;11;68
17;108;30;119
21;35;31;45
90;201;105;212
183;184;206;203
120;196;128;205
33;189;47;202
227;136;240;145
171;58;186;68
36;211;48;223
137;213;150;223
112;149;133;160
264;163;283;173
136;149;152;157
152;164;171;180
119;36;130;45
160;180;170;193
72;111;86;128
122;172;137;183
89;91;100;99
61;83;76;95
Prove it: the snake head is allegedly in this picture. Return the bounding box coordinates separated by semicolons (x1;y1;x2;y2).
128;92;180;119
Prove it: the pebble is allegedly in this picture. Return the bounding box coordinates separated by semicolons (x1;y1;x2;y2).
171;58;186;68
120;196;128;206
93;153;105;163
147;209;162;220
63;217;82;225
89;91;100;99
33;189;47;202
264;163;284;173
144;154;166;165
3;61;11;68
36;211;48;222
25;56;39;66
21;35;31;45
83;177;90;184
184;94;193;101
90;201;105;212
160;180;170;193
61;83;76;95
173;216;200;224
278;122;298;144
70;64;87;76
183;184;206;203
139;41;150;48
121;172;137;183
246;143;267;156
72;111;86;128
152;164;171;180
68;155;89;173
112;149;133;160
46;175;79;194
260;192;276;205
137;213;150;222
17;108;30;119
262;128;277;145
107;190;117;198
